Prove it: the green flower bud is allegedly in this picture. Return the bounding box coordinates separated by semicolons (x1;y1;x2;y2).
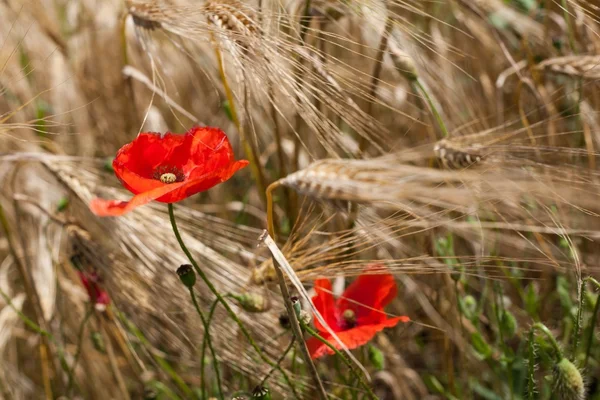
252;385;271;400
232;292;269;313
553;358;585;400
368;345;385;371
176;264;196;288
278;312;290;329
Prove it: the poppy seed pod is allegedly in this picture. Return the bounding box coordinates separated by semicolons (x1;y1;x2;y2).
252;386;271;400
176;264;196;288
553;358;585;400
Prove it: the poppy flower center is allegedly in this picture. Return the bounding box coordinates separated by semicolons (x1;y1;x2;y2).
152;165;185;184
341;309;356;329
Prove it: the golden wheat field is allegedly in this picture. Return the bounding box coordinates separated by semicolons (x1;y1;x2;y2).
2;0;600;398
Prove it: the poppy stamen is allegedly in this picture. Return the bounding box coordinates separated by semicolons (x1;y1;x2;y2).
342;309;356;328
152;166;185;183
160;173;177;183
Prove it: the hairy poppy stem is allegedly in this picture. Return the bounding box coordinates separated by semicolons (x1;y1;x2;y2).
201;298;221;398
188;288;223;400
167;204;300;399
531;322;563;362
580;277;600;368
302;323;378;400
271;258;328;399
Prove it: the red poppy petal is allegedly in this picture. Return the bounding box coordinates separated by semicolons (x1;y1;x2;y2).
312;278;340;332
307;317;409;359
115;132;189;180
337;266;398;324
89;178;203;216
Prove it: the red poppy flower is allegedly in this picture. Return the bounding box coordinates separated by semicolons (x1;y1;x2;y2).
78;270;110;309
90;126;249;216
306;266;409;359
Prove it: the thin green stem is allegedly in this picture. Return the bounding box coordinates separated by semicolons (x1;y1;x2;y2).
167;204;299;399
581;277;600;368
201;298;221;400
302;323;378;400
573;280;586;356
414;79;449;138
260;338;295;386
67;307;94;394
189;289;223;400
584;291;600;368
531;322;563;362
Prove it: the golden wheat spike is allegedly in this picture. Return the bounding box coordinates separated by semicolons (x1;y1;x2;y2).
205;0;259;35
536;55;600;79
434;140;483;169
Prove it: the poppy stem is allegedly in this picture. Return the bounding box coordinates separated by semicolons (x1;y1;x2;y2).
167;204;300;399
188;288;223;400
302;323;378;400
201;297;221;399
270;257;328;400
260;337;295;386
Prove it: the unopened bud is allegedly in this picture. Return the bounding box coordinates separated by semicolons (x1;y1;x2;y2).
176;264;196;288
278;312;291;329
553;358;585;400
232;292;269;313
252;385;271;400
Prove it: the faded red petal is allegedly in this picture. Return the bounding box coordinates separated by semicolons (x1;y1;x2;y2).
337;268;398;325
312;278;341;333
307;316;408;359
